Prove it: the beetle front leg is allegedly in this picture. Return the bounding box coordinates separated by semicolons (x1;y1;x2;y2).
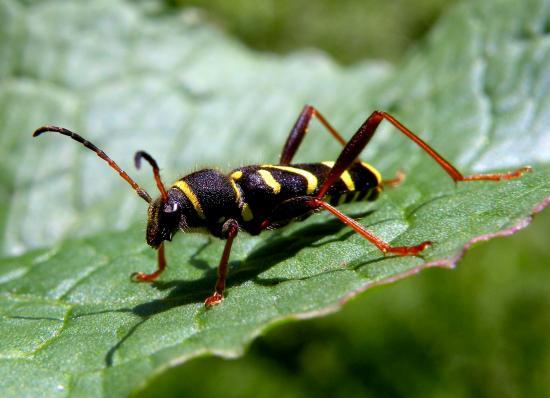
131;242;167;282
205;219;240;307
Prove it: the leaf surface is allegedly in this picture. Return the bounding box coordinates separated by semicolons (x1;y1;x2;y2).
0;0;549;397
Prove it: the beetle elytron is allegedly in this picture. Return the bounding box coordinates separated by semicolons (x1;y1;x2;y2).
34;106;530;306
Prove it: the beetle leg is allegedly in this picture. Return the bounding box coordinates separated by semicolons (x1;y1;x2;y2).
205;219;240;307
317;111;531;199
260;196;430;255
131;242;167;282
381;170;406;188
279;105;347;165
304;198;431;255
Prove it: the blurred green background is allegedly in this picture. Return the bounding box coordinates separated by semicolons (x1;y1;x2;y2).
130;1;550;397
167;0;454;63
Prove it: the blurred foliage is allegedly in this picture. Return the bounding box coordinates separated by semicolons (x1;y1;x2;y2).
168;0;459;63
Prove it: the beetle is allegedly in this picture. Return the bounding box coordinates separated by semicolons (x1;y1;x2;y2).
33;106;530;306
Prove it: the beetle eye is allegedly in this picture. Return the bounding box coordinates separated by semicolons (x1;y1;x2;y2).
164;202;179;213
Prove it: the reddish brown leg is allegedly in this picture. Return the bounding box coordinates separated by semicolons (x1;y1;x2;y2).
311;110;529;255
205;219;239;307
382;170;406;188
317;111;531;199
459;168;532;181
131;242;167;282
280;105;347;165
308;198;431;255
380;112;532;181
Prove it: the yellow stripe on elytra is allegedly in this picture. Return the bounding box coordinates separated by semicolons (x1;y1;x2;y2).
262;165;318;194
172;180;206;219
361;162;382;184
229;178;241;204
257;169;281;194
241;202;254;221
321;161;355;191
230;170;243;180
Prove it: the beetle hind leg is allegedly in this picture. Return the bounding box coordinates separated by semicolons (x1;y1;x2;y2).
382;170;406;188
307;198;431;256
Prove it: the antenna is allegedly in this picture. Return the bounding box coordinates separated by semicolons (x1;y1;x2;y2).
134;150;168;202
33;125;152;203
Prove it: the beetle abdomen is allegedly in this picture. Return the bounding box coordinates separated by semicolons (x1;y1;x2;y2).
231;161;382;233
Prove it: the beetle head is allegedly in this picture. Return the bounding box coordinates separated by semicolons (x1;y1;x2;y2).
146;196;181;248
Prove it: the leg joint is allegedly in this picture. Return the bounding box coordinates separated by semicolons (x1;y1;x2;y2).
221;219;239;238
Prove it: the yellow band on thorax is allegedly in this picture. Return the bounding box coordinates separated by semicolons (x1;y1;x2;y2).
172;180;206;219
229;178;242;203
230;170;243;180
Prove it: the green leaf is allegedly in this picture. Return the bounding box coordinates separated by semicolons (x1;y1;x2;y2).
0;0;549;397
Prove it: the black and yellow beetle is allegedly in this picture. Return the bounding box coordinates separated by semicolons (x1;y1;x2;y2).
34;105;530;306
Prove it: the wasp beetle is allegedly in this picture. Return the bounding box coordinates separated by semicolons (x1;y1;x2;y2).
34;106;530;306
